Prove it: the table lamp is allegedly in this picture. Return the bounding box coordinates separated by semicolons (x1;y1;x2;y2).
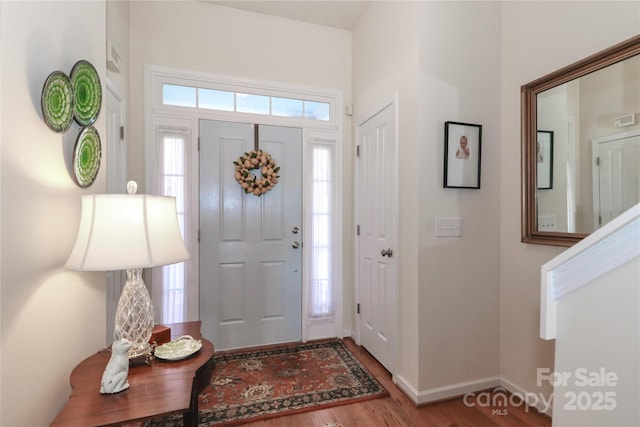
66;181;189;358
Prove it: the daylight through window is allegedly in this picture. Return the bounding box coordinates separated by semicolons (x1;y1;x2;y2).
162;83;331;122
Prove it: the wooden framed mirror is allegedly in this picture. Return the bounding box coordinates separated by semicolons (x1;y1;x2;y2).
522;35;640;247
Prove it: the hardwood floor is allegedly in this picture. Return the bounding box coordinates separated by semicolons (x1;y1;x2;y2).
241;338;552;427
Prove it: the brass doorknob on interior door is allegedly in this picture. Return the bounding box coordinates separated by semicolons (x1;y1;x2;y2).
292;241;300;249
381;248;393;257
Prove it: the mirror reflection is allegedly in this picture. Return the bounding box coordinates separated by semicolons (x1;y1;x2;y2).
522;35;640;246
536;54;639;234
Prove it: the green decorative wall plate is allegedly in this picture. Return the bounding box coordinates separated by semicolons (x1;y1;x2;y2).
73;126;102;188
70;60;102;126
41;71;74;133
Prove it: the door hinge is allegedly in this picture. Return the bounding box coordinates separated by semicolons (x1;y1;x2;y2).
599;215;602;226
198;136;201;151
119;125;124;140
595;156;600;166
198;229;200;243
357;303;360;314
356;145;360;157
356;224;360;236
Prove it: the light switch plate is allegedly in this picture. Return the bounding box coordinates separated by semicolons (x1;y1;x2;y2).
435;217;462;237
538;215;557;232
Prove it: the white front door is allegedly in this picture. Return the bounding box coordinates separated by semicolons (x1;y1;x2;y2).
594;131;640;228
199;120;303;350
357;103;397;373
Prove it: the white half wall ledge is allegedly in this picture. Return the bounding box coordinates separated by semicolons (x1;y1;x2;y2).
540;203;640;340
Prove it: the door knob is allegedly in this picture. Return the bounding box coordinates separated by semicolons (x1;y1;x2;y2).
381;248;393;257
292;241;301;249
292;226;300;234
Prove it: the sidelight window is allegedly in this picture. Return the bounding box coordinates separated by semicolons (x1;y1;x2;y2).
152;124;193;323
309;143;334;319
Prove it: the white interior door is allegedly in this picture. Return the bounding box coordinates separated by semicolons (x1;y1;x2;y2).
357;103;397;373
199;120;302;350
594;131;640;228
105;84;127;344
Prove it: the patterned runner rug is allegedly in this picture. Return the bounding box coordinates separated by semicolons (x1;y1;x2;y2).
147;339;388;426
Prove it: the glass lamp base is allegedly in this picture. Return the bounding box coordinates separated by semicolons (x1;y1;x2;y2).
115;268;155;358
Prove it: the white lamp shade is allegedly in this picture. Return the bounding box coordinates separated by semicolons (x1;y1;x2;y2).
66;194;190;271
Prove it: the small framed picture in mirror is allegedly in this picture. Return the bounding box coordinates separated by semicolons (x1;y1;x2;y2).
536;130;553;190
444;121;482;189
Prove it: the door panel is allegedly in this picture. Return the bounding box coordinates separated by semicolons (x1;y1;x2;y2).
106;85;127;343
595;133;640;227
200;120;302;350
357;104;396;373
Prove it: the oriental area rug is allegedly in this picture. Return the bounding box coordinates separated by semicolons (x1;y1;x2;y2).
146;339;388;426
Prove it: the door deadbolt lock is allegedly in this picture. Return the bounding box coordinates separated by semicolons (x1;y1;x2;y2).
381;248;393;257
292;226;300;234
292;241;301;249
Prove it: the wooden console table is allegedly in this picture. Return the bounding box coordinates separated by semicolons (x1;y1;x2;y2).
50;321;214;427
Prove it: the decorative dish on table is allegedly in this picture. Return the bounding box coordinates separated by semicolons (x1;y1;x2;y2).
154;335;203;361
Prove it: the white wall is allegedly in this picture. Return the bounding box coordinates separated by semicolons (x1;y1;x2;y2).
0;1;4;417
354;0;640;408
553;256;640;426
352;1;502;399
352;0;422;392
106;0;130;101
500;0;640;411
537;86;571;232
417;1;502;394
128;0;352;188
0;2;107;426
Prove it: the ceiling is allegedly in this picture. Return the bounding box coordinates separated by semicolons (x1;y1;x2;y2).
206;1;370;30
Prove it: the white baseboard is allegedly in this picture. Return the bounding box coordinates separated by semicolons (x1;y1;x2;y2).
342;336;553;417
500;377;553;417
395;375;501;405
342;338;553;417
393;375;552;418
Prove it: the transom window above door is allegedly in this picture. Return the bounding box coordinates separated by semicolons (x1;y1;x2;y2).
162;84;331;121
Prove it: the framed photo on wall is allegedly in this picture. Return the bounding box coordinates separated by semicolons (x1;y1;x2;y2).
536;130;553;190
444;121;482;189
